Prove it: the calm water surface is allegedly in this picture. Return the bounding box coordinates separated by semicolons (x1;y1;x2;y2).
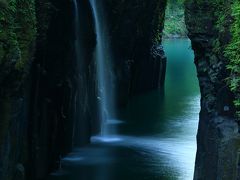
48;39;200;180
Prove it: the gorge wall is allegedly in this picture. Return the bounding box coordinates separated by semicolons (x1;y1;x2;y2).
28;0;98;179
0;0;167;179
1;0;239;180
0;0;97;179
185;0;240;179
0;0;37;179
104;0;167;106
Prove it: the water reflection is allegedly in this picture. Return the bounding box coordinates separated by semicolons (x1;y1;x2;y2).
47;39;200;180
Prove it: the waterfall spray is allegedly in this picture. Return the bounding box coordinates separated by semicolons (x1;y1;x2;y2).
89;0;116;136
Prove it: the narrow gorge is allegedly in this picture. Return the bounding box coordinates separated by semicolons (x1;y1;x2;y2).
0;0;239;180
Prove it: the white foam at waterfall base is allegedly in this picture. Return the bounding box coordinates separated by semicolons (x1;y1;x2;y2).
91;135;123;143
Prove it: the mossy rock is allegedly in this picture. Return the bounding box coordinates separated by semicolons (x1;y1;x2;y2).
224;1;240;119
0;0;36;97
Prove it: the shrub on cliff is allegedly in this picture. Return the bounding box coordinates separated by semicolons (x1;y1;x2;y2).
225;1;240;120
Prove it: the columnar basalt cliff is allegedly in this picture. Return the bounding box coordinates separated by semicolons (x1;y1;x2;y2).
0;0;97;179
2;0;240;179
0;0;36;179
185;0;240;179
0;0;167;180
104;0;167;106
25;0;99;178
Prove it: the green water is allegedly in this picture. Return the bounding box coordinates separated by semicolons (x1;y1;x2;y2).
47;39;200;180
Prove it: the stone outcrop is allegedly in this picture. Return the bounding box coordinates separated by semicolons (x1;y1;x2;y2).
0;1;36;179
185;1;240;179
0;0;167;179
0;0;97;179
0;1;165;180
28;0;98;179
104;0;167;106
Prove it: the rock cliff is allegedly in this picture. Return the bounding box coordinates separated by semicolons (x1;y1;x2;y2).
104;0;167;106
2;0;239;179
0;0;36;179
185;0;240;179
0;0;167;179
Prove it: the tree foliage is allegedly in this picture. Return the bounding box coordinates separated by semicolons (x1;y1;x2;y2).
163;0;187;38
225;1;240;119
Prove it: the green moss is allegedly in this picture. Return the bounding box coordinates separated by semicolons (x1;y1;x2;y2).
211;0;240;119
15;0;37;69
152;0;167;44
0;0;36;70
224;1;240;120
163;0;187;38
185;0;240;119
206;0;240;119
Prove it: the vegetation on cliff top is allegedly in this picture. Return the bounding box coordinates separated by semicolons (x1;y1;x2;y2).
0;0;36;71
213;0;240;119
184;0;240;119
225;1;240;119
163;0;187;38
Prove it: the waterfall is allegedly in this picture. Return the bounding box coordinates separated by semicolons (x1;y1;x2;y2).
89;0;115;136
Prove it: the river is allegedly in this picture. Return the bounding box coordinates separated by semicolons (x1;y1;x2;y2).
48;39;200;180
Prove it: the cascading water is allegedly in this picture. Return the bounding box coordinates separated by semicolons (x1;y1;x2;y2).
89;0;116;136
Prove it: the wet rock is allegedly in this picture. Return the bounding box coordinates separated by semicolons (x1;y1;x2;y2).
104;0;167;106
185;0;239;179
195;114;240;180
15;163;25;180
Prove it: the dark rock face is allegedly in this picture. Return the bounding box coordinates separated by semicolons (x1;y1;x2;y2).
0;97;28;180
104;0;167;106
28;0;97;179
0;0;167;180
27;0;75;178
185;1;240;179
0;0;36;179
0;0;97;179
